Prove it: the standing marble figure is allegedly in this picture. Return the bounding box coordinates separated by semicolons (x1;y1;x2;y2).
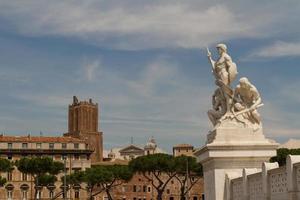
196;43;278;200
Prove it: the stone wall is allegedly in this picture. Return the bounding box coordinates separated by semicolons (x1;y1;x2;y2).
226;155;300;200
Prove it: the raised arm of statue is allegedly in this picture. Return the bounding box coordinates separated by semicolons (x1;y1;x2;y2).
206;47;215;71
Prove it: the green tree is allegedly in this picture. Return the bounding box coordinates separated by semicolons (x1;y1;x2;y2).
15;157;64;200
0;158;13;186
270;148;300;166
65;165;133;200
174;156;203;200
129;154;177;200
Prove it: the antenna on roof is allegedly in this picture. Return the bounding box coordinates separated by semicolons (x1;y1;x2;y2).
40;131;43;137
131;137;134;144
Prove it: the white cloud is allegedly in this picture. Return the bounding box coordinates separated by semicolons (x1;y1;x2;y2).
127;59;178;97
0;0;281;49
16;94;71;108
83;59;100;81
249;41;300;58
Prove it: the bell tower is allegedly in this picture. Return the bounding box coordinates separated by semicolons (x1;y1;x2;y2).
64;96;103;162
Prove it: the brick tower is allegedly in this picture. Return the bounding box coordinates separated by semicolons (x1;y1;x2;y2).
64;96;103;162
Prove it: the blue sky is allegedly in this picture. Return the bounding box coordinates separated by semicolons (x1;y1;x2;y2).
0;0;300;152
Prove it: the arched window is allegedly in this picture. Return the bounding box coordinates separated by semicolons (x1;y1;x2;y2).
5;184;14;200
75;190;80;199
20;184;29;200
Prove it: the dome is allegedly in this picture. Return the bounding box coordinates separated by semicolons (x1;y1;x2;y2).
108;149;116;158
144;137;157;149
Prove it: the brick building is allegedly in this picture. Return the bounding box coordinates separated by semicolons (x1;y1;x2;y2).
96;144;204;200
0;135;93;200
64;96;103;162
0;96;204;200
0;96;103;199
92;161;204;200
173;144;195;157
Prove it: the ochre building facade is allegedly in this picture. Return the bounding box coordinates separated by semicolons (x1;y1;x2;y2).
0;135;93;200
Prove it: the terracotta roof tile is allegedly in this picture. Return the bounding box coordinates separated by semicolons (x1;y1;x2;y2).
173;144;194;148
0;135;85;143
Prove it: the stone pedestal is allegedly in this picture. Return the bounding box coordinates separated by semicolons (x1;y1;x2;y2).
195;125;278;200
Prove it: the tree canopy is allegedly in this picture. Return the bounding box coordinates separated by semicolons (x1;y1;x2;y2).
129;153;177;200
0;158;13;186
173;155;203;200
65;164;133;200
15;157;64;200
129;154;203;200
270;148;300;166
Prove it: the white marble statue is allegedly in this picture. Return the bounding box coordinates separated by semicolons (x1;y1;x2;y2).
206;44;262;128
232;77;262;125
208;88;226;126
207;44;237;114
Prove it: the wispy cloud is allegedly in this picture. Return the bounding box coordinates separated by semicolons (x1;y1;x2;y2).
249;41;300;58
0;0;285;49
127;59;178;97
82;59;101;81
15;94;71;108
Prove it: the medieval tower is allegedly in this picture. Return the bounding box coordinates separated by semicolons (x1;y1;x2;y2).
64;96;103;162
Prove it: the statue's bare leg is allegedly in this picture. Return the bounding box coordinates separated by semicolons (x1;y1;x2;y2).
251;110;261;124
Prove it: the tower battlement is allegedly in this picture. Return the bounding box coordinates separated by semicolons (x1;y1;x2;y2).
65;96;103;162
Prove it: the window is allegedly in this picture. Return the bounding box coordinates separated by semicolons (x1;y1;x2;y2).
61;155;67;160
193;196;198;200
143;185;147;192
62;143;67;149
148;186;151;192
74;155;79;160
201;193;205;200
22;190;27;200
169;197;174;200
36;143;41;149
74;143;79;149
7;190;13;200
49;191;54;199
166;189;170;194
7;155;12;160
37;190;41;199
7;171;12;181
22;173;27;181
133;185;137;192
8;143;12;149
75;190;79;199
22;143;28;149
49;143;54;149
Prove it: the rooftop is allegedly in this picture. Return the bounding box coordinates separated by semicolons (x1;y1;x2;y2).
0;135;85;143
173;144;194;148
279;139;300;149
